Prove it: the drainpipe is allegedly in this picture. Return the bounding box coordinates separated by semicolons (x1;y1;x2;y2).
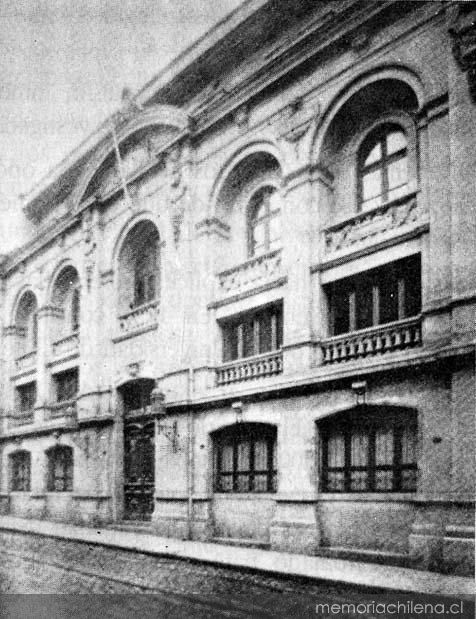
186;374;194;541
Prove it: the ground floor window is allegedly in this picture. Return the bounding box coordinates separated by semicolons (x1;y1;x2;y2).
53;368;79;403
213;423;277;493
320;406;417;493
47;445;73;492
10;451;31;491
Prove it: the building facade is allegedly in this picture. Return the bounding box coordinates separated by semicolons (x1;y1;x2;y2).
0;0;474;576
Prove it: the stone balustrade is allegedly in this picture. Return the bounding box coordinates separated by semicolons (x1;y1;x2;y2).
14;350;37;374
321;316;422;364
52;332;79;358
8;410;34;427
217;249;283;296
323;192;423;256
216;350;283;386
47;399;77;420
118;300;159;335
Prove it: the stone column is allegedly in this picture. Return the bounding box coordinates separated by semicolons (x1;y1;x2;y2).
280;166;318;374
1;326;17;429
35;305;60;422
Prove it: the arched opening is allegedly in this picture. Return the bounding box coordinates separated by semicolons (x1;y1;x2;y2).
46;445;74;492
215;152;282;268
118;378;156;520
211;422;278;543
9;450;31;492
317;405;418;493
51;266;81;342
318;78;419;225
14;291;38;358
117;221;160;315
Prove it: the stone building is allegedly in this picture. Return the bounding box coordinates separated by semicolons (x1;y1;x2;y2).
0;0;474;576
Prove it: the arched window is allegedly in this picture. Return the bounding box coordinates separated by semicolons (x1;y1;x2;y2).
213;423;277;493
9;451;31;492
47;445;73;492
319;407;417;493
118;221;160;312
51;266;81;338
358;124;408;211
71;287;80;333
248;186;281;258
15;291;38;355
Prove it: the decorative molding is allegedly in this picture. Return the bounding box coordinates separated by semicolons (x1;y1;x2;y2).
100;269;114;285
216;249;283;298
322;193;424;256
449;3;476;103
195;217;230;239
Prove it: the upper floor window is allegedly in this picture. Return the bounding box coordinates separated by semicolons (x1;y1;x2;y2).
213;423;277;493
328;255;421;336
118;220;160;312
222;303;283;362
358;124;408;211
248;186;281;258
53;368;79;403
15;291;38;355
16;382;36;413
320;407;417;493
51;266;81;338
47;445;73;492
9;451;31;492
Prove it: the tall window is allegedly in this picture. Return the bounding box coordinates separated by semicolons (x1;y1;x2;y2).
16;382;36;413
47;446;73;492
118;221;160;312
222;304;283;362
15;291;38;355
328;255;421;336
54;368;79;403
248;186;281;257
320;407;417;493
134;243;157;307
358;124;408;211
10;451;31;492
71;287;80;332
214;424;277;493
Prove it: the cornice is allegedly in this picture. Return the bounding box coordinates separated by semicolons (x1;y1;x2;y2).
189;1;401;136
1;212;81;278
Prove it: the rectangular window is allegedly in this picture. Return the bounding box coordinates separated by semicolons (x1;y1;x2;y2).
54;368;79;403
221;304;283;362
10;452;31;492
214;424;277;493
16;382;36;413
321;408;417;493
47;447;73;492
327;255;421;336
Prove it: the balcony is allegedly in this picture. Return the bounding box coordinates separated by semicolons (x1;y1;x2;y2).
14;350;37;374
321;316;422;365
216;350;283;386
8;410;34;428
217;249;283;298
322;193;427;260
52;332;79;359
47;399;77;421
117;300;159;339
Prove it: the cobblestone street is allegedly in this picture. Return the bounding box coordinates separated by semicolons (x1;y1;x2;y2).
0;530;386;618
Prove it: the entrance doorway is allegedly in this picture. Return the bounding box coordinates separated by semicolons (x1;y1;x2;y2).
121;379;155;521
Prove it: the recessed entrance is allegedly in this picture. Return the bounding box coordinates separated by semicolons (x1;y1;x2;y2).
121;379;155;521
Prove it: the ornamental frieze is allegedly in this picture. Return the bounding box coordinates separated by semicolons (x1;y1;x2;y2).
324;193;423;255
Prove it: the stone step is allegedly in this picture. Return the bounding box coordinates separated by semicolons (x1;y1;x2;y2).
212;536;270;550
109;520;154;534
316;545;415;568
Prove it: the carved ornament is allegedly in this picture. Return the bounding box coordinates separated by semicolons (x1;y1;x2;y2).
449;3;476;102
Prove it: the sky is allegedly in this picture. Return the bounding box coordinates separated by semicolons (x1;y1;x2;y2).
0;0;243;250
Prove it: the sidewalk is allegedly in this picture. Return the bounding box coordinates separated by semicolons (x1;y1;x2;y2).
0;515;473;598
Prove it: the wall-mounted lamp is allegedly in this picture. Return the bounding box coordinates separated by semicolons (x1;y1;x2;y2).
351;381;367;406
151;380;180;452
231;400;243;424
